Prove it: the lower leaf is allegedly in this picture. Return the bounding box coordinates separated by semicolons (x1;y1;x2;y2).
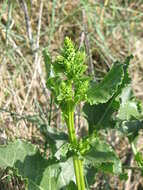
0;140;75;190
81;137;122;174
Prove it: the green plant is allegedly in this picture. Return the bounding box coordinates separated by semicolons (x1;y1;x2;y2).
0;37;143;190
44;37;91;190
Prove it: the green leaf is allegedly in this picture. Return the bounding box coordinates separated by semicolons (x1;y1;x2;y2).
83;57;134;133
117;101;141;120
0;140;75;190
87;63;124;105
116;56;133;96
117;85;142;120
135;152;143;166
117;119;143;142
60;181;77;190
53;56;66;74
58;158;75;189
55;142;70;161
81;138;122;174
87;56;133;105
84;165;97;186
19;115;69;156
38;124;68;155
83;98;119;133
116;85;143;141
119;172;128;181
43;49;52;79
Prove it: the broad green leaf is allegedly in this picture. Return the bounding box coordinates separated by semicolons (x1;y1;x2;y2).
53;55;66;74
83;57;133;133
57;158;75;189
84;165;97;186
0;140;75;190
117;119;143;142
83;98;119;133
38;124;68;155
55;142;70;161
116;85;143;141
0;139;59;190
119;173;128;181
135;152;143;167
116;102;143;142
81;138;122;174
59;181;77;190
134;151;143;175
117;101;141;120
83;83;143;139
117;85;142;120
87;56;133;105
115;56;133;97
87;63;124;105
117;85;132;104
20;114;68;156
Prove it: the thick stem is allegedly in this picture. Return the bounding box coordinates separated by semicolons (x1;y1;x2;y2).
65;102;85;190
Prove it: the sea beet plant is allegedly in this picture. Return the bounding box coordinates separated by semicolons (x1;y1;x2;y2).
0;38;143;190
44;37;90;190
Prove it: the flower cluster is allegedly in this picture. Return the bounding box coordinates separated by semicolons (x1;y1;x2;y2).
44;37;89;112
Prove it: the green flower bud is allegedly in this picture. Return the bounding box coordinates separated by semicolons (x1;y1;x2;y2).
44;37;90;112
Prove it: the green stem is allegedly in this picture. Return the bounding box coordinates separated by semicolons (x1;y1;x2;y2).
65;102;85;190
131;142;143;168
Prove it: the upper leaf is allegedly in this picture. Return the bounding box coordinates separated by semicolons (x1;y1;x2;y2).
83;98;119;133
83;84;143;141
115;56;133;97
87;56;133;105
83;57;137;133
87;63;124;105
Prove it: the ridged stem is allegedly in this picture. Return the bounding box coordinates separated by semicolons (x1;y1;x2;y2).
65;102;85;190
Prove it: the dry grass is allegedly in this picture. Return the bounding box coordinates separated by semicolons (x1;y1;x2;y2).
0;0;143;189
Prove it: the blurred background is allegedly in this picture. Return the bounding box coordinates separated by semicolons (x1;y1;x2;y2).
0;0;143;189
